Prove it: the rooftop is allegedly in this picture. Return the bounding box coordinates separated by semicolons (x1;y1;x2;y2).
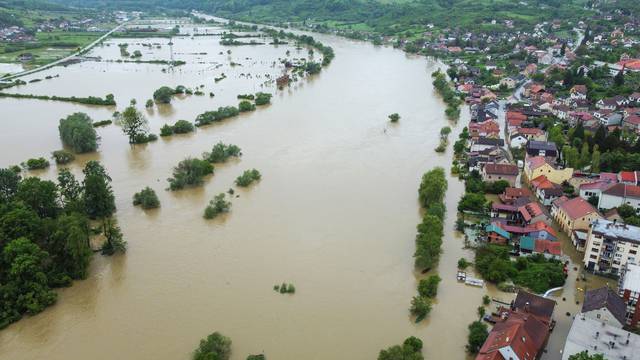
621;263;640;294
526;140;558;152
581;287;627;325
603;183;640;199
484;163;519;176
562;316;640;360
558;197;598;220
591;219;640;244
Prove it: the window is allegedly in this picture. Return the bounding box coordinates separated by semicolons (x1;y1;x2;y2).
590;255;598;259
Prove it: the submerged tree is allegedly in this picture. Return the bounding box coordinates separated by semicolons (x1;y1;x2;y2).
193;332;232;360
119;105;151;144
82;161;116;219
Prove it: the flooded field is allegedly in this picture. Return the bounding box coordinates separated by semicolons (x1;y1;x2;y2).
0;22;604;360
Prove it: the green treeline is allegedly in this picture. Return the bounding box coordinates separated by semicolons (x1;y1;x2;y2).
0;161;123;329
0;92;116;106
409;167;447;323
432;70;461;120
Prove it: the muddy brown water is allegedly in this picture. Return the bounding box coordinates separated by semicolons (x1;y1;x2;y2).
0;24;604;360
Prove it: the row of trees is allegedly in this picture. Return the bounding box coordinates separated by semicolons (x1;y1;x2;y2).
0;161;124;328
0;92;115;106
377;336;424;360
411;167;447;323
432;70;462;120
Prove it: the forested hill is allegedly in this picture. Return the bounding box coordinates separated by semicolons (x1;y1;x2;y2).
44;0;639;34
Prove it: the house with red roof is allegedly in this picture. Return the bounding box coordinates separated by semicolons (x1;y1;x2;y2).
469;120;501;139
551;197;601;234
618;171;639;185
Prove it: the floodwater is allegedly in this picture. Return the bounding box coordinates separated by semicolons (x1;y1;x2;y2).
0;22;601;360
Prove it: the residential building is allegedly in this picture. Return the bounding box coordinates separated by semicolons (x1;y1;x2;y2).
476;291;555;360
619;263;640;328
581;287;627;328
552;197;601;235
562;316;640;360
583;220;640;274
524;156;573;184
579;181;614;203
598;183;640;212
499;187;532;204
482;163;519;186
525;140;558;162
486;224;511;245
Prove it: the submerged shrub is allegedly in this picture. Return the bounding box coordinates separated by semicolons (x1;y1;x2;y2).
203;142;242;163
254;92;272;105
235;169;261;187
23;157;50;170
132;187;160;209
168;158;214;191
203;193;231;219
51;150;75;165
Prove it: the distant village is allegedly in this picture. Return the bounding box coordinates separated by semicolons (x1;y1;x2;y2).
0;11;131;43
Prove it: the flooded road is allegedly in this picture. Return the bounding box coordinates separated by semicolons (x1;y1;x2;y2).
0;23;593;360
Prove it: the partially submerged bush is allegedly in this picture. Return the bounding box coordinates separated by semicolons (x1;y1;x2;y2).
51;150;75;165
195;106;240;126
167;158;214;191
203;142;242;163
23;157;50;170
254;92;272;105
133;187;160;209
238;100;256;112
204;193;231;219
235;169;261;187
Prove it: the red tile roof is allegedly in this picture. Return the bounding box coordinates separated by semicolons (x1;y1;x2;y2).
504;187;532;198
534;239;562;256
476;311;550;360
558;197;598;220
620;171;637;183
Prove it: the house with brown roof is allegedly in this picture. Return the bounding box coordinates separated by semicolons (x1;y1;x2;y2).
499;187;532;204
598;183;640;212
482;163;519;186
476;291;555;360
551;197;601;235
